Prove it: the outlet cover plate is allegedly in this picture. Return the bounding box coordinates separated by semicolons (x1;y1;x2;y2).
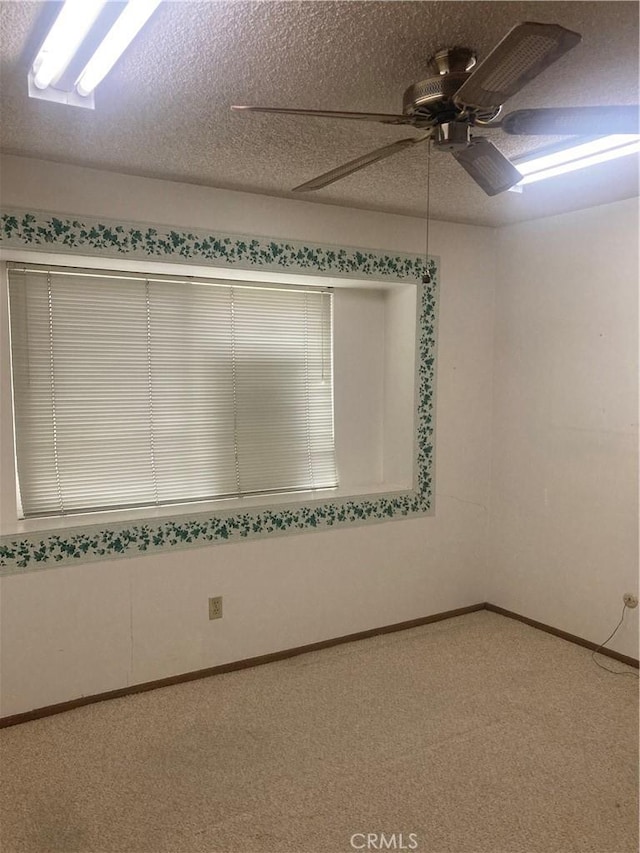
208;596;223;620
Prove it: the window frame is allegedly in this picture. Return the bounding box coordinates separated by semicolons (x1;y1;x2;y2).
0;210;437;573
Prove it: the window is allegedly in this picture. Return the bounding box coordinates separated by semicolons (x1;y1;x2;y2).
8;263;337;517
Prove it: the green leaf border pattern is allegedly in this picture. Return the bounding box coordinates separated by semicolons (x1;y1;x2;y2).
0;208;438;574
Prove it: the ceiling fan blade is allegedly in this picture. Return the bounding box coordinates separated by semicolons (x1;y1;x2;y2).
292;135;431;192
231;105;415;126
454;22;581;109
501;105;640;136
454;138;523;196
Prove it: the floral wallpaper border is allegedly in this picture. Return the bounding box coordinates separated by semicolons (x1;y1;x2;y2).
0;208;438;575
1;208;431;281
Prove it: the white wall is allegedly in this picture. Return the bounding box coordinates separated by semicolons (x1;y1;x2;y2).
0;156;496;715
488;198;639;658
4;156;634;717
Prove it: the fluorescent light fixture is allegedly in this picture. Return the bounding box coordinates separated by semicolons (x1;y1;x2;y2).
512;134;640;188
28;0;161;108
76;0;163;97
31;0;106;90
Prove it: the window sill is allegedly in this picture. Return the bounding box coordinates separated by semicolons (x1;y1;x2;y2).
2;480;414;538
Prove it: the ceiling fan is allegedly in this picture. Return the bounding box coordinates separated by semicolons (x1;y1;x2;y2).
232;21;639;197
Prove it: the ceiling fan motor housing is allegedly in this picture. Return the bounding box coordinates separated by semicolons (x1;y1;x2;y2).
402;46;503;127
402;71;471;124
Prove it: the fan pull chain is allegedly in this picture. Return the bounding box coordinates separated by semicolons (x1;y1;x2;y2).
422;137;432;285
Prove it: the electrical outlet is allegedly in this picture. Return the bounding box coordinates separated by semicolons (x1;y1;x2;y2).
623;593;638;609
208;596;223;620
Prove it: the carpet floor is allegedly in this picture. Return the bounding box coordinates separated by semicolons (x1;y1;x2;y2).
0;610;638;853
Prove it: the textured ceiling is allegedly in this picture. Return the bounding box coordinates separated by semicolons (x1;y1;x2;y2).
0;1;638;227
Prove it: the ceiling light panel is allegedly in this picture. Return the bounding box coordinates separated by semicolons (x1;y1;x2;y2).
76;0;162;97
28;0;161;109
512;135;640;188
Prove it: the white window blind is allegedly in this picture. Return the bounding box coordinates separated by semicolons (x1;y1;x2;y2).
8;263;337;517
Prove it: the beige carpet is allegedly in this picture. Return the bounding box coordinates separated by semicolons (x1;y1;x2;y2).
0;610;637;853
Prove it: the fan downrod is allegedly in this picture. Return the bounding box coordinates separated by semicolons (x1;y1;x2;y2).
429;47;476;75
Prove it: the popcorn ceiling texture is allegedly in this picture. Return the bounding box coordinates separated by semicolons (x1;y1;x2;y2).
0;1;638;226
